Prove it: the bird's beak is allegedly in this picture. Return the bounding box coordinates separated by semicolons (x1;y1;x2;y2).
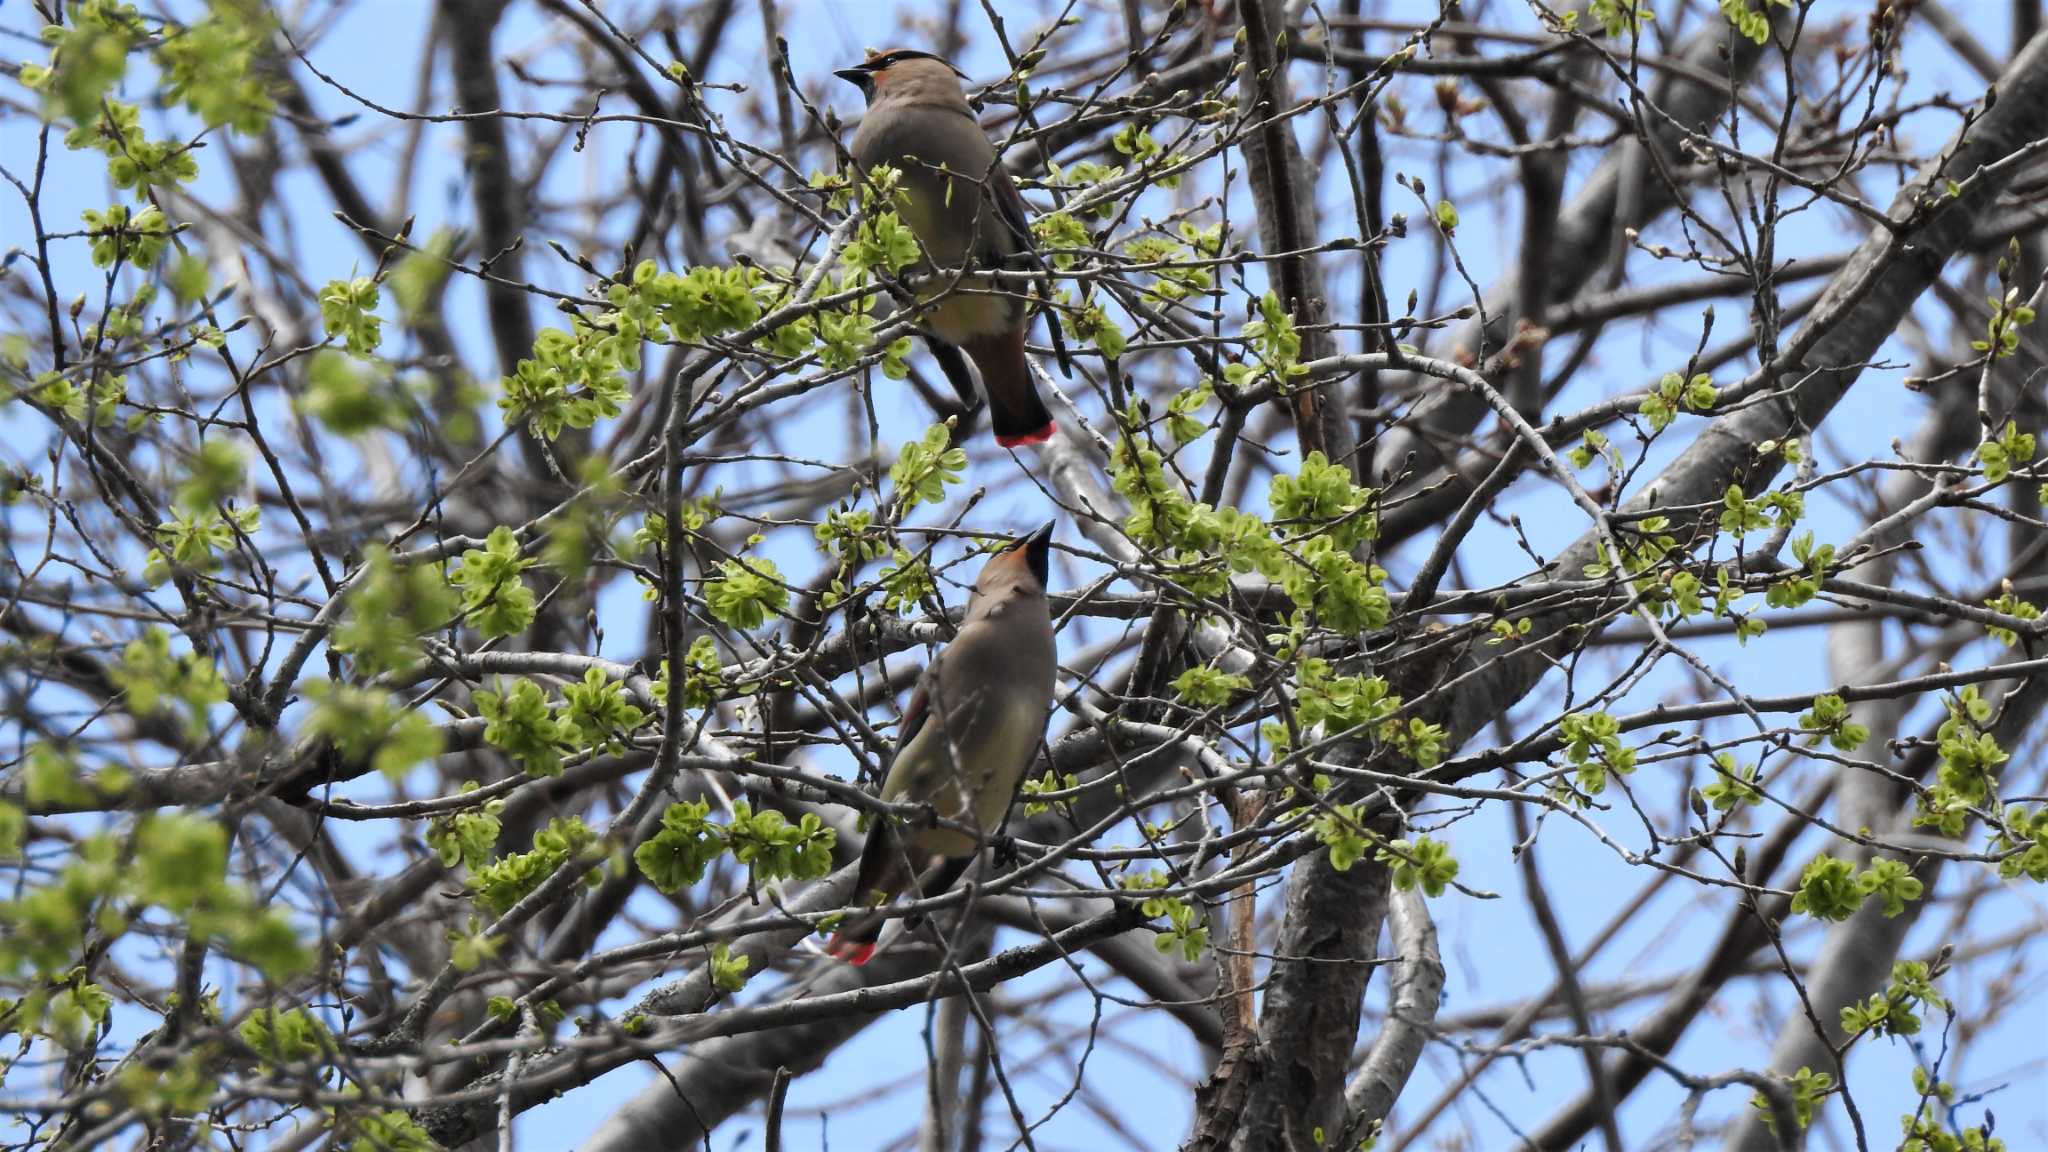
1021;520;1056;586
834;66;874;95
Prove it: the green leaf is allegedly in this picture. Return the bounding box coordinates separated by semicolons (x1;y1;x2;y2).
319;276;384;357
1172;665;1250;708
239;1007;331;1065
709;942;750;992
705;557;789;631
1790;855;1862;921
476;678;569;777
450;526;537;639
634;799;724;893
889;423;969;509
1378;835;1459;897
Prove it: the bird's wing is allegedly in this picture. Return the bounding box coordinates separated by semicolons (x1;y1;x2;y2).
990;165;1074;378
896;672;932;757
878;662;937;802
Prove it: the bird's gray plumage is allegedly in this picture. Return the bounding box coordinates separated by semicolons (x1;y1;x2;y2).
827;522;1057;961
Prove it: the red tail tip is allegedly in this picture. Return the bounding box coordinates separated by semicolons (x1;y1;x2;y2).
825;937;876;966
996;421;1057;449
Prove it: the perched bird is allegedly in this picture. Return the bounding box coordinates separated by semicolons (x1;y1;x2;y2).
835;48;1071;447
827;521;1060;963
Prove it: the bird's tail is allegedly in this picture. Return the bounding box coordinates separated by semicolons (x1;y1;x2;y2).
825;913;885;966
828;820;902;965
962;329;1056;447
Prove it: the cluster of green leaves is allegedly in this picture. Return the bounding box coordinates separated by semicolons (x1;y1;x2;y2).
1558;710;1636;798
1990;803;2047;882
298;351;407;437
1719;482;1804;537
1898;1067;2007;1152
1115;441;1392;648
344;1110;439;1152
23;0;269;205
1033;210;1091;271
499;320;635;440
476;679;569;777
474;669;649;777
507;242;880;440
155;0;276;134
426;786;504;871
1309;804;1372;870
889;422;969;510
875;549;938;616
1271;450;1379;551
485;995;566;1026
1751;1064;1832;1134
841;199;922;277
1797;692;1870;752
0;812;308;1053
821;167;925;372
1379;835;1460;896
1974;289;2038;361
116;1046;218;1121
1841;959;1947;1039
1281;656;1446;768
19;1;142;127
238;1006;333;1066
66;95;196;196
320;277;384;357
649;634;732;712
1914;686;2008;837
177;438;245;511
145;503;259;586
1567;0;1653;39
331;547;456;676
1172;664;1251;709
632;799;836;893
33;367;126;429
1788;853;1923;921
449;526;538;639
1710;569;1771;645
704;556;790;630
108;628;226;738
814;507;883;567
1637;371;1718;432
1720;0;1789;46
1983;582;2040;646
389;229;458;320
1567;428;1618;472
1309;806;1461;895
1047;156;1133;219
1064;294;1129;360
1121;221;1222;305
469;816;599;918
1020;770;1080;816
1765;532;1837;610
1162;381;1216;445
1486;616;1533;645
1121;871;1208;961
708;942;751;992
81;203;170;269
1111;122;1188;187
1698;752;1763;812
1974;420;2036;484
300;679;444;781
17;743;130;812
1583;515;1678;592
1223;291;1309;393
